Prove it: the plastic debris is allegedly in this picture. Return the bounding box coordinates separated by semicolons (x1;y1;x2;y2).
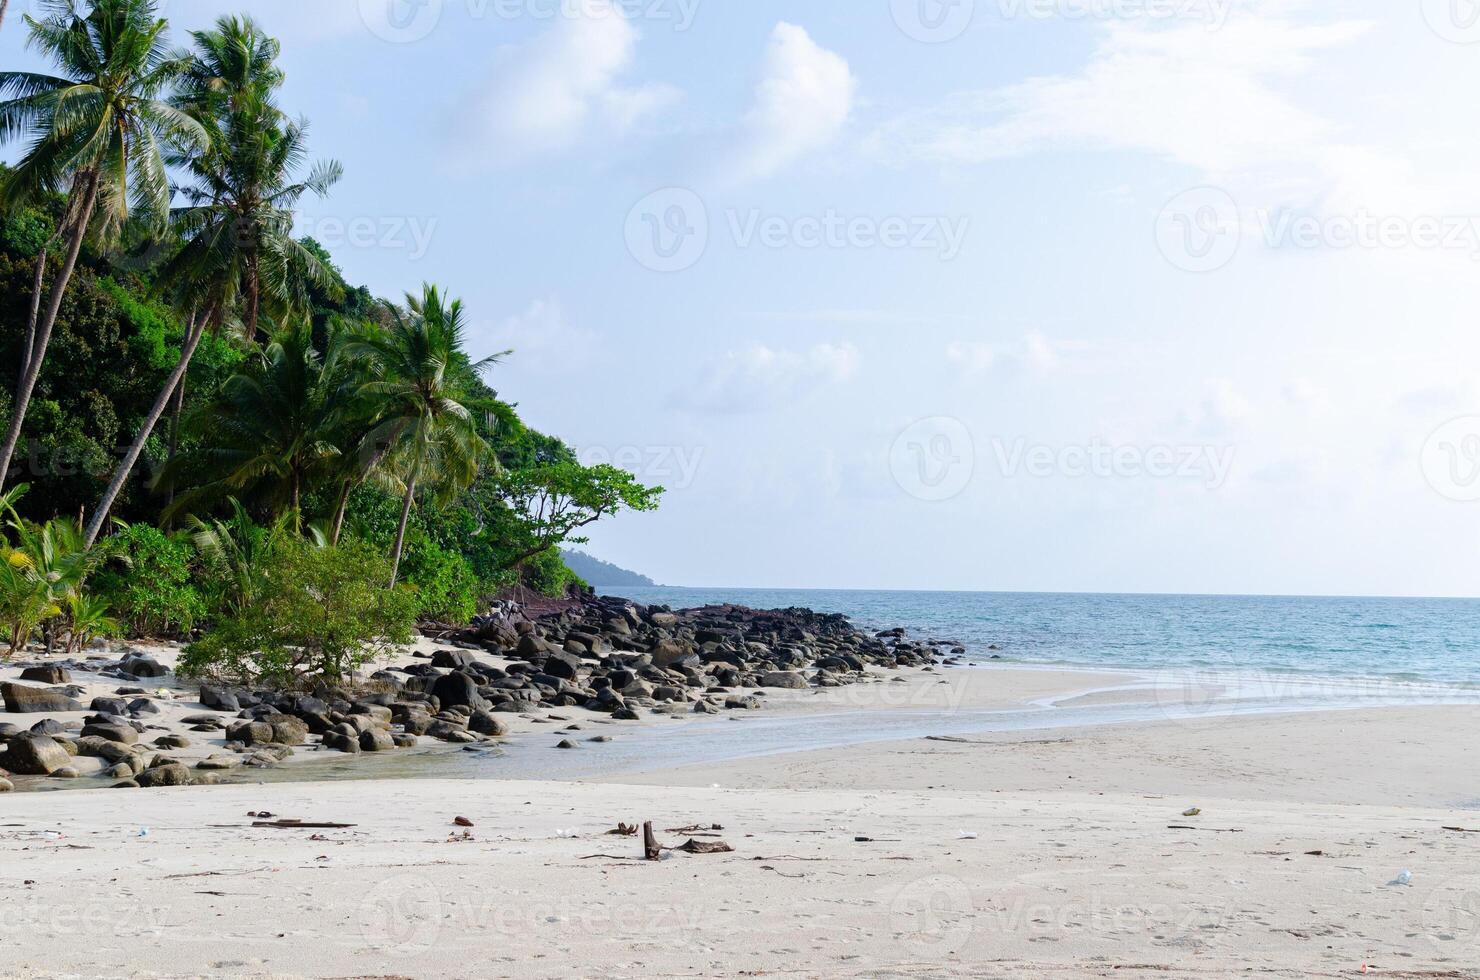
958;831;978;840
1182;807;1202;817
1388;869;1413;886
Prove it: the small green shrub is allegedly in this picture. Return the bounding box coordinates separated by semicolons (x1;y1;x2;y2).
521;546;587;598
179;538;417;686
93;524;205;638
400;535;482;624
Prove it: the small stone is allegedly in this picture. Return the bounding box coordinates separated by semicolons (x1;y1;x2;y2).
555;739;577;749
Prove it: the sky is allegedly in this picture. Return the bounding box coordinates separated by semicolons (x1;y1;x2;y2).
6;0;1480;596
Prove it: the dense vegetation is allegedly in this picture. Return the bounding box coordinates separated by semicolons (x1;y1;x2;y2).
0;1;661;678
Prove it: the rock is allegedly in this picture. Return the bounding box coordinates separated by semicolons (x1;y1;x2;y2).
199;686;241;712
543;651;581;680
89;697;130;715
154;734;190;749
111;780;139;789
431;649;476;669
555;739;577;749
359;729;395;752
2;733;71;775
1;683;83;714
269;717;310;746
226;721;276;746
29;718;67;736
760;671;809;690
196;756;241;770
136;763;191;788
431;672;483;711
612;707;640;721
322;732;361;754
51;766;80;779
128;698;161;716
20;665;69;685
0;777;11;792
73;736;138;766
80;722;139;745
467;711;509;737
119;655;167;678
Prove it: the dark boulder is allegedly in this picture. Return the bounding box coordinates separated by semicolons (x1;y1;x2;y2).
2;733;70;775
119;655;167;678
2;683;83;714
20;665;69;685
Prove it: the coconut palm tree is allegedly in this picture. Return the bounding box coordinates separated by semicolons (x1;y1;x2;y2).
82;15;340;546
352;286;501;586
157;321;347;528
0;0;207;493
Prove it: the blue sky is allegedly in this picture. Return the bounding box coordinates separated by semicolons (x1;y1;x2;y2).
8;0;1480;596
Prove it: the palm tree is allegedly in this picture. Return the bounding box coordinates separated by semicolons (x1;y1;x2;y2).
158;321;346;527
352;286;500;586
0;0;207;493
83;15;342;546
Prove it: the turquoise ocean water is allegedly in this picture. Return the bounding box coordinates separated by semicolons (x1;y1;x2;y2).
600;587;1480;688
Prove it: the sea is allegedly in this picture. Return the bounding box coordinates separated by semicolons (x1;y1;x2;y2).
600;586;1480;688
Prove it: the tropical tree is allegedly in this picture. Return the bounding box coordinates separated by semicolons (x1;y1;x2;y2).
159;321;347;526
84;14;341;546
0;0;207;492
352;286;500;586
0;485;120;655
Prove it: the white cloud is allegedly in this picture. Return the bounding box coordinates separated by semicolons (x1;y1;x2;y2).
946;332;1078;377
485;299;597;373
674;342;860;414
467;0;678;164
730;23;856;182
867;8;1413;213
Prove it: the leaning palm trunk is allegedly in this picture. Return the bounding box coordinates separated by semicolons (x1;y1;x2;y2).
388;467;419;588
0;171;101;491
84;313;205;547
0;1;9;31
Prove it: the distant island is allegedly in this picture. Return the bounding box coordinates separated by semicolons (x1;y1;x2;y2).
561;550;658;588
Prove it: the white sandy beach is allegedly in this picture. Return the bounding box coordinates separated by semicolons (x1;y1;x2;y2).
4;663;1479;978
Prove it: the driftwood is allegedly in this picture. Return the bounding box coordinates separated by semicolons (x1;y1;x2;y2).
607;823;639;836
643;821;662;861
1443;826;1480;834
676;838;734;854
251;820;356;830
1167;825;1243;833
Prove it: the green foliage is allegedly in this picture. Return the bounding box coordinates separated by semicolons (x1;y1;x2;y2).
179;537;417;685
0;485;122;656
92;523;204;638
493;462;663;571
521;546;587;598
1;207;52;258
189;498;290;619
400;534;481;623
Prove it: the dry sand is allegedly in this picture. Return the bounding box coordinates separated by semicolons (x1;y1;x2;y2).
3;659;1479;978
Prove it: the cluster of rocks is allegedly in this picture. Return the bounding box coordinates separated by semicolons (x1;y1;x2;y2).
0;595;959;791
419;593;957;717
